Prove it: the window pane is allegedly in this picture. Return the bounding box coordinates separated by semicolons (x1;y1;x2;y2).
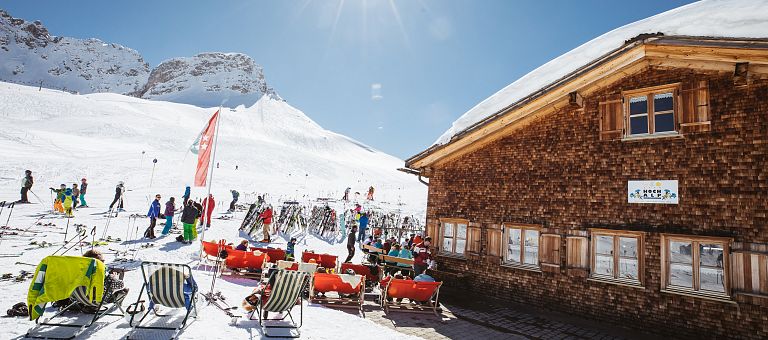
455;239;466;254
669;263;694;288
619;257;639;280
507;228;521;263
669;241;692;264
594;254;614;276
629;96;648;115
443;237;453;253
523;230;539;265
595;235;613;255
653;92;674;112
456;224;467;240
619;237;638;258
700;266;725;293
630;116;648;135
699;243;724;268
443;223;454;237
654;113;675;133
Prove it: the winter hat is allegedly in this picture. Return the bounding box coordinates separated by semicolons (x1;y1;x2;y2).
81;178;86;181
25;170;31;174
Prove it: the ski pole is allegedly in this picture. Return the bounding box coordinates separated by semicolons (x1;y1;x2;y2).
0;201;5;220
63;218;70;243
29;190;44;205
51;227;86;256
91;225;96;251
4;203;14;228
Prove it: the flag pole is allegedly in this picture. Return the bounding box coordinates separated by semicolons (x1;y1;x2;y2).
200;106;222;248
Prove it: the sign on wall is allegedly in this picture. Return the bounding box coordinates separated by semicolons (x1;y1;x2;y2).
628;180;679;204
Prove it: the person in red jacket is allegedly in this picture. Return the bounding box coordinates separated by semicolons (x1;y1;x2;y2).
412;236;433;276
201;194;215;228
259;205;273;243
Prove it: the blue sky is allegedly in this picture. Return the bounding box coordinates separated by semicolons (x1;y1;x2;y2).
2;0;693;158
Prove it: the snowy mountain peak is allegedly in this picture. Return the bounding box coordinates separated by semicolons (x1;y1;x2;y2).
0;9;150;95
136;52;280;108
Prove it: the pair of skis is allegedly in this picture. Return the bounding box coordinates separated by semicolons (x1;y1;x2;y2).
202;291;241;320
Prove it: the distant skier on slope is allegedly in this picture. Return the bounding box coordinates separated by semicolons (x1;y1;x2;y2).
367;186;374;201
79;178;89;207
19;170;33;203
342;187;350;201
108;182;125;211
228;190;239;212
201;194;215;228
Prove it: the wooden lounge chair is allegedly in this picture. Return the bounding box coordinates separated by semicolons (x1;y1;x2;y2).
127;262;198;339
309;273;365;312
248;270;310;338
381;279;442;316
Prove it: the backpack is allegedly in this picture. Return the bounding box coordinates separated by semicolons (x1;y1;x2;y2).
6;302;28;317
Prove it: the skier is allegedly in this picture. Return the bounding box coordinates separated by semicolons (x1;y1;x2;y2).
358;212;369;243
258;205;273;243
228;190;240;212
201;194;215;228
144;194;161;239
286;237;297;261
182;186;191;205
161;197;176;235
345;225;357;263
180;200;198;244
49;184;66;213
367;186;375;201
342;187;350;201
61;187;75;217
71;183;80;209
19;170;33;203
79;178;89;207
108;182;125;212
192;200;203;240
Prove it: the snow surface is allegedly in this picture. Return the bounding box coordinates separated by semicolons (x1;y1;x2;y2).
435;0;768;145
0;81;427;339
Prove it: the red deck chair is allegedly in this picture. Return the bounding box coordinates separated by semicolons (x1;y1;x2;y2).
301;252;322;264
381;279;442;316
309;273;364;312
225;250;269;278
340;263;379;290
318;254;338;271
253;247;286;263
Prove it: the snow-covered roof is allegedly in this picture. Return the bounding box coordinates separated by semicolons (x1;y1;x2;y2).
434;0;768;146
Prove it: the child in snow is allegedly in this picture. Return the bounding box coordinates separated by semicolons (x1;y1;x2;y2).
161;197;176;235
49;184;66;213
144;194;161;239
286;237;297;261
61;187;75;217
79;178;88;207
72;183;80;209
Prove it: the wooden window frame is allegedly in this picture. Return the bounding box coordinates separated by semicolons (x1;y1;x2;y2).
622;83;681;138
438;218;469;257
589;229;644;287
501;223;541;271
661;234;732;300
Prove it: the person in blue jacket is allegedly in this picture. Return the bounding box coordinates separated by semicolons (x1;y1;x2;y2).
144;194;161;239
182;186;191;205
357;212;370;243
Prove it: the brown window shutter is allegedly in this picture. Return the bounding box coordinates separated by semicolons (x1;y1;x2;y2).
467;223;482;255
731;252;749;292
599;94;623;140
566;236;590;270
678;80;710;133
540;234;561;273
427;220;440;252
486;224;503;258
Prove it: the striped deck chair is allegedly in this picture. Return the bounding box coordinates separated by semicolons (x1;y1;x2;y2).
128;262;198;338
249;269;310;338
26;259;121;340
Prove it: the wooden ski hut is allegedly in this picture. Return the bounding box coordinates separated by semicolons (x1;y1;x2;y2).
404;2;768;338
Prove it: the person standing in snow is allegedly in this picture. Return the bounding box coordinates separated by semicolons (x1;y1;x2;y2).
357;212;369;243
108;182;125;211
182;186;191;206
201;194;215;228
258;205;273;243
19;170;33;203
192;200;203;240
144;194;161;239
180;200;198;243
367;186;375;200
342;187;350;201
161;197;176;235
61;187;75;217
344;225;357;263
228;190;239;212
79;178;89;207
50;184;66;213
71;183;80;209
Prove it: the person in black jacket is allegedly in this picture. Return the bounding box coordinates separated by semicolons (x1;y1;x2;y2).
108;182;125;211
19;170;33;203
180;200;198;243
344;225;358;263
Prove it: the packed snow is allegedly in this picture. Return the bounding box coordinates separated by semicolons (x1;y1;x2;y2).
435;0;768;145
0;81;427;338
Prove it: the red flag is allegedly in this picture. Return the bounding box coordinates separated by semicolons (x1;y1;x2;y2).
194;110;219;187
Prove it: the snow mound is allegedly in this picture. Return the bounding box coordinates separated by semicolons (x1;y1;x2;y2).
435;0;768;145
